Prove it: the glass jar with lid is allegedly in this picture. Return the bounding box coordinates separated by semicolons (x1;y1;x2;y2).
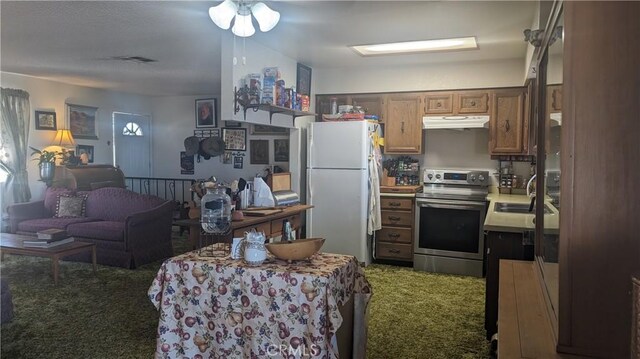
200;185;232;235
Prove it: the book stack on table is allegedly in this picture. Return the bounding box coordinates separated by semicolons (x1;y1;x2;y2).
24;229;74;248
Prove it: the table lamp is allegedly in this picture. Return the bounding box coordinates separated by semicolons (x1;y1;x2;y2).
50;129;78;164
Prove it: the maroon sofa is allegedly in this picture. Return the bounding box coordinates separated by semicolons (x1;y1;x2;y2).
7;187;174;268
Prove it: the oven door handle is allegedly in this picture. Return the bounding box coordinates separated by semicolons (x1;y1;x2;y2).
417;199;485;210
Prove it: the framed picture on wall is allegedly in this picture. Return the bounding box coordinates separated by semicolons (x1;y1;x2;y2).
233;156;243;169
250;140;269;164
195;98;217;128
35;110;57;131
274;139;289;162
223;128;246;151
180;151;195;175
68;104;98;139
296;63;312;96
76;144;94;164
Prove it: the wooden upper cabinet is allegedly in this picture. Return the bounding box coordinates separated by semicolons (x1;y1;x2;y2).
490;89;527;154
315;94;384;120
424;91;490;115
457;91;490;114
424;92;454;114
315;95;350;116
351;95;384;122
384;94;422;154
548;85;562;112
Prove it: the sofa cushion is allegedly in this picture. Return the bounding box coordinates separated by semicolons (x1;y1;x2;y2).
55;194;88;218
44;187;74;217
66;221;125;242
90;181;120;190
17;217;100;233
84;187;166;222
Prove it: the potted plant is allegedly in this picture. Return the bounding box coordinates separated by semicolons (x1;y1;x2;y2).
30;146;60;181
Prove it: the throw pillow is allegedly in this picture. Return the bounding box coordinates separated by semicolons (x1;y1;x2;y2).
54;194;88;218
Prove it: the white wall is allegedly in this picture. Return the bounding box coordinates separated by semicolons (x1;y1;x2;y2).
314;58;525;94
221;33;312;127
1;71;153;201
151;95;290;184
219;34;314;199
421;129;496;170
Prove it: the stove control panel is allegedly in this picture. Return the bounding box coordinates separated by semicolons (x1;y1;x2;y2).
422;169;490;186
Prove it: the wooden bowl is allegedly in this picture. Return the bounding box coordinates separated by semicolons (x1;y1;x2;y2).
265;238;325;262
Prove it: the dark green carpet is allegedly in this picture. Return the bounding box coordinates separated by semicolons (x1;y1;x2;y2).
1;233;489;358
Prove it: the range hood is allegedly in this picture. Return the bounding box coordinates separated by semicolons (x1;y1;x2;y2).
550;112;562;127
422;115;490;129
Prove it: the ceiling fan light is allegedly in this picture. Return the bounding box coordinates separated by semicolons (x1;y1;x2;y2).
232;14;255;37
209;0;238;30
251;2;280;32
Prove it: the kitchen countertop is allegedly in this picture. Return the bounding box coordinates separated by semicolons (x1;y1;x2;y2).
484;192;559;233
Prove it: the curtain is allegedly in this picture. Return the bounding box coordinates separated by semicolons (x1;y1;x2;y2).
1;88;31;207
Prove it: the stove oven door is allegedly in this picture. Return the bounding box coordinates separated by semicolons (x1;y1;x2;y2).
415;198;486;260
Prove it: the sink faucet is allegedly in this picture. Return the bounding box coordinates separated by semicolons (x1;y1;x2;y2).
527;174;536;212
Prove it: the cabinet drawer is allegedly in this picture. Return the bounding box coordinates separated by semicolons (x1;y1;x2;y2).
233;221;271;238
381;210;413;227
376;242;412;260
376;227;412;244
457;91;489;114
425;93;454;114
380;197;413;210
271;214;301;235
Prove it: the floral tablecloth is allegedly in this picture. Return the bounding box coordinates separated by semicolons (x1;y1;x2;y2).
148;251;371;359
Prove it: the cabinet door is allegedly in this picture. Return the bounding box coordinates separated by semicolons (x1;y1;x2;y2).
351;95;384;122
315;95;349;116
376;242;412;260
484;231;531;340
380;197;413;210
489;89;526;154
457;91;490;114
384;94;422;154
380;210;413;227
424;92;454;114
376;227;412;244
548;85;562;112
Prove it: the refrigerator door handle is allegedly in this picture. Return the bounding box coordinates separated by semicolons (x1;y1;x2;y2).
307;172;312;235
307;127;313;167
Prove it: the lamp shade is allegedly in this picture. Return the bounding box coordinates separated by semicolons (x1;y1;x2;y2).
232;13;255;37
51;129;76;147
251;2;280;32
209;0;238;30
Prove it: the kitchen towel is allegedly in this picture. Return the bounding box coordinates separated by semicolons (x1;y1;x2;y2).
253;177;275;207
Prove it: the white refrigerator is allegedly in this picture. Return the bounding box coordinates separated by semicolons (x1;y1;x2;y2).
307;121;379;265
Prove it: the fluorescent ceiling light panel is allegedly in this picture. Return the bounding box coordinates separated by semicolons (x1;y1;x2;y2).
350;37;478;56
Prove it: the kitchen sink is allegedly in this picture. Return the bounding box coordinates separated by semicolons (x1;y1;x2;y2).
494;202;553;214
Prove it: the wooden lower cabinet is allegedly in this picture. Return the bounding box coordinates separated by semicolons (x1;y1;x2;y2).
484;231;534;340
375;195;415;262
232;213;302;239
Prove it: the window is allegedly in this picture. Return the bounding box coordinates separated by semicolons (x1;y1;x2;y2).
122;122;143;136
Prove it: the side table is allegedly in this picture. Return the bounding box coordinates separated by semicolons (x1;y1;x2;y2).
1;233;97;285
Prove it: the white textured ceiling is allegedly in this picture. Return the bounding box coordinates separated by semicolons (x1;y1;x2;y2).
1;1;536;96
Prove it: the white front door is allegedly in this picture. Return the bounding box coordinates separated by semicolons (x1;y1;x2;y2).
113;112;151;178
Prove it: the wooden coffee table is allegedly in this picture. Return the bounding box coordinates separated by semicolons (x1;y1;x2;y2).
0;233;97;285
